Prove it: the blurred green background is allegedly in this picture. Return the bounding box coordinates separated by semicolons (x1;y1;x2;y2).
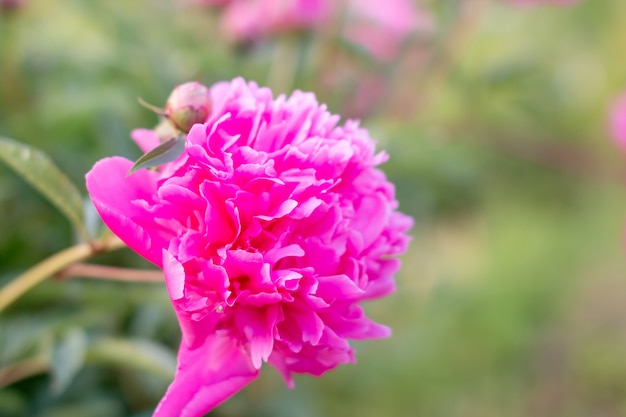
2;0;626;416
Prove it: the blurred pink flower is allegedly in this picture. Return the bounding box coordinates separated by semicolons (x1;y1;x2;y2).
342;0;434;62
0;0;25;11
86;78;412;417
610;93;626;149
507;0;580;6
220;0;334;43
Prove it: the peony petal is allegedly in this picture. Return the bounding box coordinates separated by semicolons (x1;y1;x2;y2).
130;128;161;153
315;274;365;301
153;331;259;417
264;244;305;264
362;258;399;300
164;251;221;349
164;249;185;301
85;157;170;266
320;305;391;340
352;193;389;250
235;305;280;369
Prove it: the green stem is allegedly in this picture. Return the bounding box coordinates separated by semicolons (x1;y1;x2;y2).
266;39;299;95
0;356;49;389
57;263;163;283
266;33;313;95
0;237;127;314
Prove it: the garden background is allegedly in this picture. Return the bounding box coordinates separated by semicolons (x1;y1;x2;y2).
2;0;626;416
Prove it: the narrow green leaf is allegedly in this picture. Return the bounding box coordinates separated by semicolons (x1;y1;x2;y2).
83;197;105;239
127;134;185;175
87;337;176;379
50;328;88;395
0;137;88;241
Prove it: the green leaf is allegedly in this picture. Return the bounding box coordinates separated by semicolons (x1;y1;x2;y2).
83;197;105;239
0;137;88;241
87;337;176;380
127;134;185;175
50;328;88;395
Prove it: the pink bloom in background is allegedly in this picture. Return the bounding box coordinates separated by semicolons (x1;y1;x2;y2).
507;0;580;6
342;0;434;62
0;0;26;11
189;0;434;54
86;78;412;417
610;93;626;149
219;0;334;43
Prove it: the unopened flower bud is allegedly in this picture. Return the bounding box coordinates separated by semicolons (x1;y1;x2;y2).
164;82;212;133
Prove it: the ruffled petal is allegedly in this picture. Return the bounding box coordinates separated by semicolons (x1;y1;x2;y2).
85;157;170;266
164;251;221;348
153;331;259;417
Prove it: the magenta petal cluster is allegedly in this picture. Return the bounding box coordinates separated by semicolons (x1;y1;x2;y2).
86;78;412;417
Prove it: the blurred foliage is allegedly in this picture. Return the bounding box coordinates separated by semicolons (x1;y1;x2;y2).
2;0;626;416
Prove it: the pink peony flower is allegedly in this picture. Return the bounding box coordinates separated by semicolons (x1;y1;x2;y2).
86;78;412;417
220;0;334;43
342;0;434;62
610;93;626;149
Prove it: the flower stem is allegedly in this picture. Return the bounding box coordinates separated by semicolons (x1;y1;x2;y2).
267;34;312;94
57;263;163;283
0;356;49;389
0;237;127;314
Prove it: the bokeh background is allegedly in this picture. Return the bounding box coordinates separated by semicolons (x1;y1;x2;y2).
2;0;626;416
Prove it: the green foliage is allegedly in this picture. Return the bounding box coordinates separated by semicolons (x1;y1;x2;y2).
0;137;88;241
128;135;185;175
50;328;88;395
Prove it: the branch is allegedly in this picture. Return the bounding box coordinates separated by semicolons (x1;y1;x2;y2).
0;236;127;313
57;264;163;283
0;356;48;389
